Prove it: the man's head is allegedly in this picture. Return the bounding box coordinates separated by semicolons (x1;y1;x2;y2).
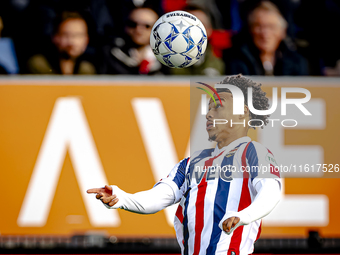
125;8;158;47
206;75;269;142
248;1;287;54
184;5;213;38
53;12;89;59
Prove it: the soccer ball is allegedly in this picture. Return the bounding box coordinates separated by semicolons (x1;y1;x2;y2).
150;11;208;68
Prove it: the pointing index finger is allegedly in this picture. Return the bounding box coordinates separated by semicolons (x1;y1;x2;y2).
87;188;104;194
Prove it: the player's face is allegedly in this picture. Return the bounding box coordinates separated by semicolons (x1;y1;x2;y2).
206;92;244;142
53;18;89;58
250;10;286;54
126;9;158;46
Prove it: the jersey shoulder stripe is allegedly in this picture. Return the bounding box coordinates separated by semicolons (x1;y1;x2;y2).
245;142;259;181
189;148;214;165
250;141;281;179
172;158;189;189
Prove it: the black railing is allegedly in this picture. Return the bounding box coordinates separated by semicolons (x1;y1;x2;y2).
1;233;340;254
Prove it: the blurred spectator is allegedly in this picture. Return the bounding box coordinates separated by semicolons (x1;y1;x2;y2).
224;1;308;76
101;7;164;75
27;11;96;75
0;14;19;74
89;0;163;45
171;5;225;76
0;0;31;72
0;16;7;74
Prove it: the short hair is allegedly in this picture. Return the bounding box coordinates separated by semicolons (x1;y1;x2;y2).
217;74;269;128
126;7;159;27
248;1;287;29
128;7;159;18
183;4;212;28
53;11;87;35
183;4;209;16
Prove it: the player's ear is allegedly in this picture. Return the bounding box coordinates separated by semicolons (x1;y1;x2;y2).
244;105;249;115
239;105;249;119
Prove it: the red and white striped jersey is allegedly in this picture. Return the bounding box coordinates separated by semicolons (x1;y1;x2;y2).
157;136;280;255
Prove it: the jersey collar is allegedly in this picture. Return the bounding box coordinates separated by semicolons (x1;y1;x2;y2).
212;136;251;156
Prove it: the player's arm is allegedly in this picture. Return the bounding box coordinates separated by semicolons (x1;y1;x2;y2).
87;183;175;214
220;178;281;234
220;142;281;234
87;158;189;214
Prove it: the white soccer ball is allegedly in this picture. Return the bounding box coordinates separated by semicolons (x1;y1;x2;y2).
150;11;208;68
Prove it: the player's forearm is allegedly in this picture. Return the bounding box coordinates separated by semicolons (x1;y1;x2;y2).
104;184;176;214
219;178;281;231
237;178;281;224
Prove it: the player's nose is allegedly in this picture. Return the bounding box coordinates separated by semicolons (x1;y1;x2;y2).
206;108;213;120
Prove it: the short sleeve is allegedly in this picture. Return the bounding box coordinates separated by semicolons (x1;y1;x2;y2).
246;142;281;188
154;157;189;203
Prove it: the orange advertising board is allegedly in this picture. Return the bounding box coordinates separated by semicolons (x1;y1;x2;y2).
0;77;339;238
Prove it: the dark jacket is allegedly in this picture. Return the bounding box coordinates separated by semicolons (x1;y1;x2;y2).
101;38;167;75
171;44;225;76
27;48;96;75
224;40;309;76
0;64;8;74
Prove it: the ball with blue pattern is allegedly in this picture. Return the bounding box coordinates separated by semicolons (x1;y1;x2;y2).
150;11;208;68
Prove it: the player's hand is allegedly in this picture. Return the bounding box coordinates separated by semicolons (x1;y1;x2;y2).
87;185;119;207
222;216;240;234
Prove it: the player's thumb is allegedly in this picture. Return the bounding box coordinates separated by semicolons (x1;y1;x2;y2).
231;217;240;228
105;185;113;194
105;185;113;196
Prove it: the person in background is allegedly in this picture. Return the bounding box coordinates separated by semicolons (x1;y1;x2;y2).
27;11;96;75
224;1;308;76
89;0;163;45
0;14;20;75
101;7;164;75
0;16;7;74
171;5;225;76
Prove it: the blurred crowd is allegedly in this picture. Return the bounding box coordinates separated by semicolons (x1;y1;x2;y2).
0;0;340;76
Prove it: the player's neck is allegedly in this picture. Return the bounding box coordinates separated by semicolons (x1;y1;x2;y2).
217;132;248;149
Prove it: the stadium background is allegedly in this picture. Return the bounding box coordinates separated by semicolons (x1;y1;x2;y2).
0;76;340;254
